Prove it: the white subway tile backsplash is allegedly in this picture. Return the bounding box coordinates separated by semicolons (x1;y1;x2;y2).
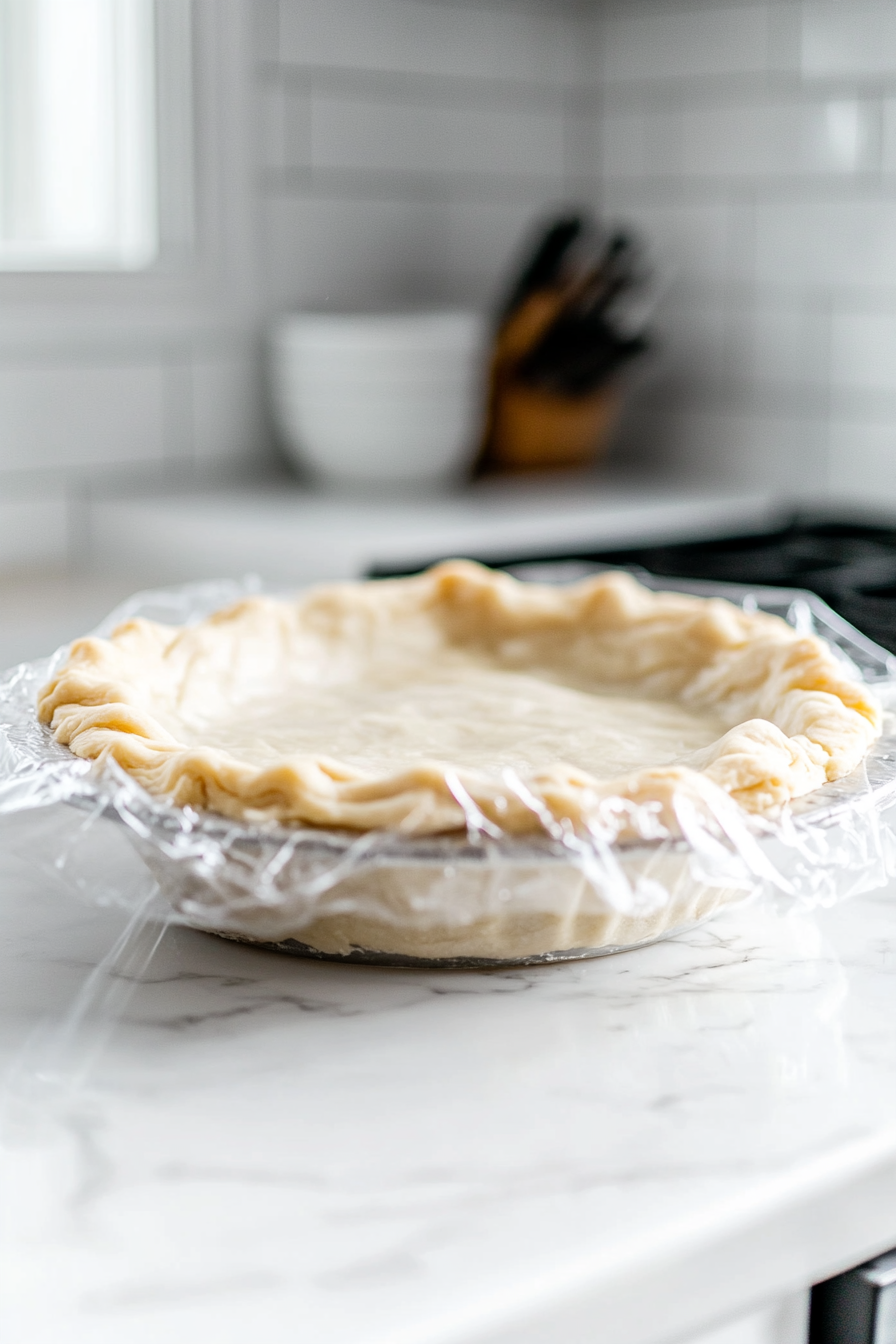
278;0;583;87
601;112;647;180
595;0;896;499
615;404;825;493
601;109;680;179
13;0;896;516
815;100;882;174
741;302;830;390
192;349;265;469
829;418;896;503
883;99;896;173
259;82;312;174
0;361;168;473
679;98;880;178
754;197;896;290
442;197;569;307
262;196;447;310
264;190;568;315
599;4;772;85
259;83;287;173
0;493;69;570
830;311;896;392
681;102;779;178
766;2;803;76
604;199;734;285
602;94;880;184
253;0;280;64
284;89;313;169
563;105;601;185
688;408;823;492
310;95;564;179
802;2;896;79
649;296;730;387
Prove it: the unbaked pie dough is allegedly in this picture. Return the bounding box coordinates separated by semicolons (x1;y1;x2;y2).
36;562;882;961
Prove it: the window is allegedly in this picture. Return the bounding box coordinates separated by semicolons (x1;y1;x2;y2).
0;0;157;270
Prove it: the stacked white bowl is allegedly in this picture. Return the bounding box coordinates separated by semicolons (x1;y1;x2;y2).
270;310;488;491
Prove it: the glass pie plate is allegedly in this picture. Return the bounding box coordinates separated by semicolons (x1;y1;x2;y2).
3;572;896;968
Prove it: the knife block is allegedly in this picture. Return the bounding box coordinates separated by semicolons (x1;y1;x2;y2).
484;378;621;473
476;289;622;475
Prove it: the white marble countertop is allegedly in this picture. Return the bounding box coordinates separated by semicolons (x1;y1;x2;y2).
4;804;896;1344
3;485;895;1344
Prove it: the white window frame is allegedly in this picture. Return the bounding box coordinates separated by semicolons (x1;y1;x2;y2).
0;0;256;350
0;0;161;271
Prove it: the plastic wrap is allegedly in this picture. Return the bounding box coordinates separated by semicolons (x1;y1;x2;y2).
2;572;896;967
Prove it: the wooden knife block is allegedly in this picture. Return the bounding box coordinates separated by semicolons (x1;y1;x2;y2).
477;289;622;475
486;380;620;473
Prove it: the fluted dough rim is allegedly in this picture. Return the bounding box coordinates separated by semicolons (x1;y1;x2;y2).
36;561;882;837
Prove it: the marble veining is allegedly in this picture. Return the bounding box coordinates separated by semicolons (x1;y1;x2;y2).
4;809;896;1344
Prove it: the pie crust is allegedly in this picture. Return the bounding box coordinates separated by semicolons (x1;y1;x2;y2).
38;561;881;839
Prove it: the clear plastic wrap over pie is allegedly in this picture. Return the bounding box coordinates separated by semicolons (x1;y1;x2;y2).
3;563;896;966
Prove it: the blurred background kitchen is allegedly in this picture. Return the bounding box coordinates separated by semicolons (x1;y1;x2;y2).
2;0;896;665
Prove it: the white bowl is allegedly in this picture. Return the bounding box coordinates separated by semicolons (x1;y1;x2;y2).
270;310;487;489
